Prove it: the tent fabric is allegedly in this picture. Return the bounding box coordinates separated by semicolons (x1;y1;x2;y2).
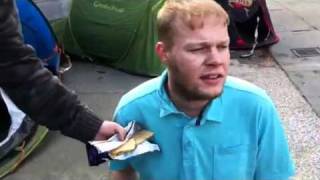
63;0;165;76
216;0;279;49
16;0;61;75
62;0;277;75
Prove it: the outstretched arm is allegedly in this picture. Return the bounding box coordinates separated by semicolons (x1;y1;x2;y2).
0;1;125;142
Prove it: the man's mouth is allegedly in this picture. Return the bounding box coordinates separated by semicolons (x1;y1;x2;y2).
201;73;223;79
200;73;224;84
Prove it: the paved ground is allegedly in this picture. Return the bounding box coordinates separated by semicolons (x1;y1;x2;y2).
267;1;320;178
231;50;320;179
268;0;320;117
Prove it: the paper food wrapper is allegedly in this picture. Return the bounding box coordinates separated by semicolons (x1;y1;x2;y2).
86;121;160;165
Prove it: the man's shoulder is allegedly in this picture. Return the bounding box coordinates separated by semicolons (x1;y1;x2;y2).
224;76;271;102
116;76;161;109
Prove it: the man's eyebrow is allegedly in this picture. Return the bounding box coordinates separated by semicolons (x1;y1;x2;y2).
185;40;229;48
184;42;209;48
218;39;230;44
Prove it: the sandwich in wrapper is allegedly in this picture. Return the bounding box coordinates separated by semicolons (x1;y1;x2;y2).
86;121;160;166
109;130;154;157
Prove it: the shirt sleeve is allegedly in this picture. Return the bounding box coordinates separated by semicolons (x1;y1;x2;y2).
254;98;295;180
0;0;102;142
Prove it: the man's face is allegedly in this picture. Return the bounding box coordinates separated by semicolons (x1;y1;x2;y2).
159;15;230;101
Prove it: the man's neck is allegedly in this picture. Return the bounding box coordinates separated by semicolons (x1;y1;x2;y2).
173;97;208;117
165;83;208;117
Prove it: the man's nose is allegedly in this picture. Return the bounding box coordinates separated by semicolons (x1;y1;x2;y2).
204;48;223;65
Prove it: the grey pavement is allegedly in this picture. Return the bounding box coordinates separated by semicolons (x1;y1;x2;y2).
231;50;320;179
268;0;320;117
3;0;320;179
267;1;320;177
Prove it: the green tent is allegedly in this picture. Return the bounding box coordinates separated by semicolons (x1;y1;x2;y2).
62;0;165;76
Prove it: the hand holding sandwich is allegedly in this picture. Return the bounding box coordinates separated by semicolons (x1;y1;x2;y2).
94;121;126;141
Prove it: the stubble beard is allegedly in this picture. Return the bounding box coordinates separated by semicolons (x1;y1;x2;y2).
173;78;223;102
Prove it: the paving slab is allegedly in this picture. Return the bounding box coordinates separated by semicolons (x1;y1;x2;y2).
267;9;312;33
232;52;320;179
270;0;320;30
269;0;320;117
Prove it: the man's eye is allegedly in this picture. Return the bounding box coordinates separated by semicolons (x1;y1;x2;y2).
189;47;206;52
218;45;229;50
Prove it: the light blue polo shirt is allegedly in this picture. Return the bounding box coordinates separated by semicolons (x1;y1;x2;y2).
110;72;295;180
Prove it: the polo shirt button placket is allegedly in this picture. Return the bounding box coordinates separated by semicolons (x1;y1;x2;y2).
184;142;191;150
183;126;192;150
182;125;195;179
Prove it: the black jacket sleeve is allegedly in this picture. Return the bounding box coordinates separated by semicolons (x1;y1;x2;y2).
0;0;102;142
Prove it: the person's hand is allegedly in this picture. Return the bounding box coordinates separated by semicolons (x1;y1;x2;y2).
94;121;126;141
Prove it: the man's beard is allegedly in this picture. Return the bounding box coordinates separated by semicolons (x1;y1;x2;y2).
173;79;222;101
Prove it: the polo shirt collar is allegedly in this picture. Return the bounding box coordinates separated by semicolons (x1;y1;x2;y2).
158;70;224;123
201;96;223;123
158;71;181;117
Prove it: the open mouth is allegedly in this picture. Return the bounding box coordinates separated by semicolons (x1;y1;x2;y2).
201;73;223;79
200;73;224;84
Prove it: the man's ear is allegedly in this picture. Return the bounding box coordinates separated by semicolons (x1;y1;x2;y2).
155;42;169;64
